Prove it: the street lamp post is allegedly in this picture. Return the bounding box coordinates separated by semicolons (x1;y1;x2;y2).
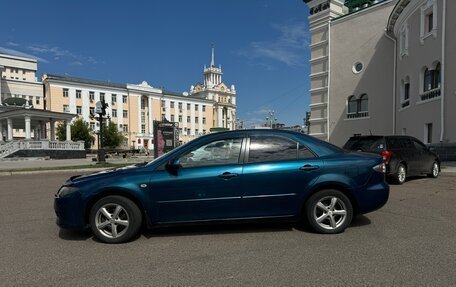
266;110;278;128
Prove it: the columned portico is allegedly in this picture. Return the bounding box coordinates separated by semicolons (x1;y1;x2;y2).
50;120;56;141
7;118;13;140
25;115;31;140
66;121;72;142
217;106;223;127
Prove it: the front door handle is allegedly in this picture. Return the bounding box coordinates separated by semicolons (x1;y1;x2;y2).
218;172;239;179
299;165;320;171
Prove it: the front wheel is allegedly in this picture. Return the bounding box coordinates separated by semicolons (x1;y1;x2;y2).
428;162;440;178
89;195;142;244
305;189;353;234
394;164;407;185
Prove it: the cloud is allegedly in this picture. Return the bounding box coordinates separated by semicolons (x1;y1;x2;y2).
71;61;83;66
6;42;20;47
247;106;273;116
238;22;310;67
0;46;49;63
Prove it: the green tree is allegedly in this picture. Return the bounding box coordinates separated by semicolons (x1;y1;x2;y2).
56;118;95;149
102;121;125;148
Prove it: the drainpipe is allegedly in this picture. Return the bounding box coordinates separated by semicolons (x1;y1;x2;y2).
440;0;446;142
327;20;332;142
384;30;397;135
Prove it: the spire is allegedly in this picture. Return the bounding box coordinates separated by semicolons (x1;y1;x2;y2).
211;43;215;67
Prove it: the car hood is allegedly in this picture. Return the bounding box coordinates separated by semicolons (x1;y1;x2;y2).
66;162;147;185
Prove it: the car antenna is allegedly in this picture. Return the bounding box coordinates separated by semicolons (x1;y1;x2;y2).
369;129;373;136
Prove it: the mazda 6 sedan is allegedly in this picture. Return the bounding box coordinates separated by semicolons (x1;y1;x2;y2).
55;129;389;243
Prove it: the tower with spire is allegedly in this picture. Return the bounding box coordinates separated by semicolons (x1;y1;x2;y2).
190;45;237;130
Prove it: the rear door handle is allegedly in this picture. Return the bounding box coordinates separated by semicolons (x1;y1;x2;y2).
299;165;320;171
218;172;239;179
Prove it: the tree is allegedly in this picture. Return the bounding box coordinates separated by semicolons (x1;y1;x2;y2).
56;118;95;149
102;121;125;148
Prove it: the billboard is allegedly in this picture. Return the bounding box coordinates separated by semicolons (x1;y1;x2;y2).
153;120;179;158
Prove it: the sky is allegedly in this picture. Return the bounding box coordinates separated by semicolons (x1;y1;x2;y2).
0;0;311;127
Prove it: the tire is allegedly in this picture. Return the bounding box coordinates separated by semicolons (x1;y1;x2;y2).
89;195;142;244
395;164;407;185
305;189;353;234
428;161;440;178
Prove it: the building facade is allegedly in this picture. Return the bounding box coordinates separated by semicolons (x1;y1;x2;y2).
304;0;455;148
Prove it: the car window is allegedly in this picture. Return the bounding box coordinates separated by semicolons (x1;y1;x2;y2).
298;144;315;159
402;138;414;149
412;140;427;151
178;138;242;168
248;135;303;163
387;138;403;150
344;137;385;153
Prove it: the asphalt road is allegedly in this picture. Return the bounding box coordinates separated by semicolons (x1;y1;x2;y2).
1;173;456;286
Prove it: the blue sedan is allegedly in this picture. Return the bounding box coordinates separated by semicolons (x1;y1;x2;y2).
55;130;389;243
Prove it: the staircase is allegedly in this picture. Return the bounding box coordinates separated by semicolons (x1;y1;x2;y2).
0;140;85;159
0;141;20;158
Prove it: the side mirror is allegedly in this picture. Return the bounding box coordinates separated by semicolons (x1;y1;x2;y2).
166;159;181;175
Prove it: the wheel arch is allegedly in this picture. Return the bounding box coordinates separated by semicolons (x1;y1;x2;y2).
84;189;148;227
302;183;359;216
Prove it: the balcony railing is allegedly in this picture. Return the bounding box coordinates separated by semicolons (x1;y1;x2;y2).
420;88;441;101
401;100;410;108
1;140;85;158
347;111;369;119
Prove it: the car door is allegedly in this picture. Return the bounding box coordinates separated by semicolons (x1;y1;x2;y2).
150;135;245;223
239;134;322;218
411;139;434;173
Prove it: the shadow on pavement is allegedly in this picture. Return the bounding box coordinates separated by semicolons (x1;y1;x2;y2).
350;215;371;228
143;222;296;239
58;229;92;241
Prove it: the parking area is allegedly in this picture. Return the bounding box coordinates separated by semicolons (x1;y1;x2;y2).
1;172;456;286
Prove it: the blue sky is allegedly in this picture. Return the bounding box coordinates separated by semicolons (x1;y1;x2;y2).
1;0;310;127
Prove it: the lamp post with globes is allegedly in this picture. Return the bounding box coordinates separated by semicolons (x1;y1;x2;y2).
266;110;278;128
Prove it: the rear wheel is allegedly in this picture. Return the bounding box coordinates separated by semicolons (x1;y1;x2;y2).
305;189;353;234
89;195;142;244
395;164;407;185
428;162;439;178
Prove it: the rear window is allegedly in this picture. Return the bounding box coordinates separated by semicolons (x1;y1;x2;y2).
343;137;386;153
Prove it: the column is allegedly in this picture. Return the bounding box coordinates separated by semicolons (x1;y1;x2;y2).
198;104;203;133
41;123;47;139
190;103;195;136
66;121;72;141
218;107;223;127
50;120;55;141
228;108;233;130
7;118;13;141
165;100;171;121
25;115;31;140
148;96;153;135
137;96;142;133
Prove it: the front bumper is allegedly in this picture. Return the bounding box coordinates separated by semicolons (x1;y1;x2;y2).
54;193;86;229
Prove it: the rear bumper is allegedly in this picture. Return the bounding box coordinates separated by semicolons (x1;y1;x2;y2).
356;174;390;214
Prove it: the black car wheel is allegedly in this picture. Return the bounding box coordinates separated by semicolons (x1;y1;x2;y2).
395;164;407;185
89;195;142;244
305;189;353;234
428;162;440;178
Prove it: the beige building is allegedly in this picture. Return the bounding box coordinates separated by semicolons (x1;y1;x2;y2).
304;0;455;149
41;47;237;150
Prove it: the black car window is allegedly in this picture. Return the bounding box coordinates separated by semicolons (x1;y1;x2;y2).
248;135;300;163
298;144;315;159
178;138;242;168
387;138;403;150
401;138;414;149
344;137;385;153
412;140;427;151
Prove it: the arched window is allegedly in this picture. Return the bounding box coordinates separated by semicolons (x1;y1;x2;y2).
359;94;368;112
423;67;433;92
433;62;441;89
347;96;357;114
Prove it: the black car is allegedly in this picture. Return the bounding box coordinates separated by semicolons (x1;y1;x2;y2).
343;135;440;184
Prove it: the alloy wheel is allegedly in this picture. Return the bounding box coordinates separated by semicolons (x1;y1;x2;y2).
313;196;348;230
398;165;406;183
95;203;130;239
432;163;439;177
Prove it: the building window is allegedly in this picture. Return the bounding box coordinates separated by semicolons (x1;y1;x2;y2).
90;122;95;130
36;97;40;105
178;115;182;122
170;101;174;108
195;104;199;111
195;116;199;123
122;95;127;103
187;116;191;123
203;117;206;124
347;94;369;119
89;91;95;101
112;109;117;117
420;62;441;101
178;102;182;110
76;106;82;115
424;68;433;92
162;114;166;121
112;94;117;103
425;123;433;144
100;93;105;102
63;105;70;113
161;100;165;107
187;103;190;110
141;124;146;134
171;115;175;122
123;110;128;118
400;23;409;57
76;90;81;99
202;105;206;112
90;107;95;115
63;88;69;97
420;0;437;43
401;76;410;108
123;124;128;132
141;111;146;122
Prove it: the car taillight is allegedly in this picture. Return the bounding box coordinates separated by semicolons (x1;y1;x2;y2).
381;150;393;164
373;163;386;174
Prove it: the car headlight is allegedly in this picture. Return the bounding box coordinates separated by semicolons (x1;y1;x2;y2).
56;186;80;198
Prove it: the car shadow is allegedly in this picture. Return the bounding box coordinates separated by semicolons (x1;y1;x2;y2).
142;222;296;239
350;215;371;228
58;228;92;241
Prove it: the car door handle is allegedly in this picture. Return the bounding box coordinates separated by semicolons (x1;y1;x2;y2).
218;172;239;179
299;165;320;171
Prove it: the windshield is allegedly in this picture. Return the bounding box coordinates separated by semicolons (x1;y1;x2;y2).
343;137;385;153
